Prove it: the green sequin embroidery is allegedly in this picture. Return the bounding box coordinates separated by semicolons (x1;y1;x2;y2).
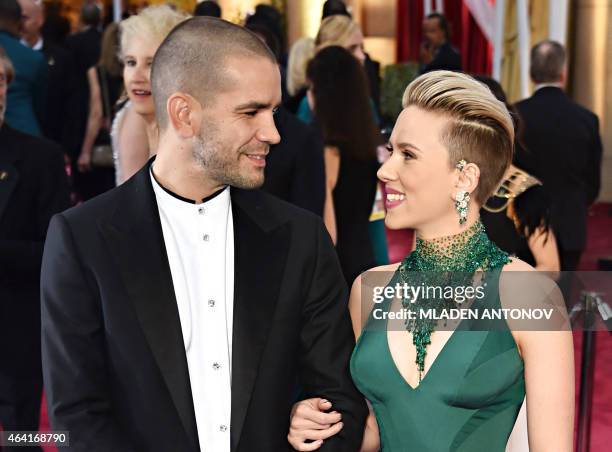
397;220;510;382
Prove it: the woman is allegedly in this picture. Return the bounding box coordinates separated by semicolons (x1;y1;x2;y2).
284;37;314;114
307;46;380;285
77;22;123;199
288;71;574;451
296;14;374;124
112;5;188;185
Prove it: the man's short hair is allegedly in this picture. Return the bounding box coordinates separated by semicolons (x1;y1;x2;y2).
151;17;277;130
80;3;100;27
322;0;350;19
0;0;22;28
530;40;566;84
426;12;449;40
194;1;221;18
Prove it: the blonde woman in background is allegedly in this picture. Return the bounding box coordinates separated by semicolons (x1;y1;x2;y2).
112;5;189;185
284;37;314;113
296;14;381;124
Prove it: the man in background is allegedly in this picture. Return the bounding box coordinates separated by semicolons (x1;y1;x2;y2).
419;12;462;73
515;40;602;271
0;46;69;450
19;0;75;150
0;0;46;136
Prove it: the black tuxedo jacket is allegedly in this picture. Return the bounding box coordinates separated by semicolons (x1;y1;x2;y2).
41;162;367;451
0;124;69;375
263;106;325;217
514;87;602;251
420;42;462;73
41;41;77;150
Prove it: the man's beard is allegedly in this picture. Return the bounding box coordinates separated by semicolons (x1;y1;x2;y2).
192;120;267;190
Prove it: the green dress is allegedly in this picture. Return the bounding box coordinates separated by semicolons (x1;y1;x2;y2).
350;224;525;451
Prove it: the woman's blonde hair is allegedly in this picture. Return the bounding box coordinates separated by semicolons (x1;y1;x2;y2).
402;70;514;204
0;46;14;84
120;5;190;58
315;15;359;50
286;37;314;96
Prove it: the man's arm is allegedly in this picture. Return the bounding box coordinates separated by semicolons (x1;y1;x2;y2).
41;214;135;452
297;219;368;451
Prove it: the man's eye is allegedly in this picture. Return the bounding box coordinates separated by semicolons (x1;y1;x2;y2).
245;111;257;117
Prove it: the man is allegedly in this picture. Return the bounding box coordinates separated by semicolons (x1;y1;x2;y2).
515;41;602;271
193;0;221;18
0;46;69;449
64;3;101;161
262;106;325;217
419;12;461;73
0;0;46;136
18;0;75;149
41;17;367;452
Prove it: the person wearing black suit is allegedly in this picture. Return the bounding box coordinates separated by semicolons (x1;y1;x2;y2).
64;4;101;164
514;41;602;271
419;13;462;74
0;0;47;137
19;0;76;150
262;106;325;216
0;48;70;449
41;18;367;452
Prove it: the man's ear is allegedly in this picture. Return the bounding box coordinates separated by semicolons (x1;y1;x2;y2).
166;93;201;139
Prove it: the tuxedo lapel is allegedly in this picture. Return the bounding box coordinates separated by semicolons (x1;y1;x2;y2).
230;189;290;451
100;163;199;450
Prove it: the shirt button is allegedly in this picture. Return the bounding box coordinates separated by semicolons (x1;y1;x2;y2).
203;234;210;242
198;207;205;214
219;425;228;432
208;299;216;308
212;362;221;370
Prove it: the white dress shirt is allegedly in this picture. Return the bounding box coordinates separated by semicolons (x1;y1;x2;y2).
150;168;233;452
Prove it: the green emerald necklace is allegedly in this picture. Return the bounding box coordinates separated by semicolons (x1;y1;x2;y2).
397;219;510;382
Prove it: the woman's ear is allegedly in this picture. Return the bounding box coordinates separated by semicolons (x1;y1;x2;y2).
306;88;315;111
455;161;480;195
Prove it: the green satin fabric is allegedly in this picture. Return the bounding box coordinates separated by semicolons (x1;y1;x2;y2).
350;269;525;451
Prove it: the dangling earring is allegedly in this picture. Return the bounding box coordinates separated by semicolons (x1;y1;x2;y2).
455;191;470;225
455;159;469;225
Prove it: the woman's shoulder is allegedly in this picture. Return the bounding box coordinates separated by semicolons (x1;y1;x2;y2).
502;256;535;272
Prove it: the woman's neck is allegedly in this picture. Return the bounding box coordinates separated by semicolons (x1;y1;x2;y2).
143;116;158;156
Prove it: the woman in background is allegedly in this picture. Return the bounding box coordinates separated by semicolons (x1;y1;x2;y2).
307;46;381;285
284;37;314;114
112;5;188;185
77;22;123;200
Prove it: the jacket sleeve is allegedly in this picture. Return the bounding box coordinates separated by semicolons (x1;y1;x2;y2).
298;218;368;451
585;114;603;205
41;214;136;452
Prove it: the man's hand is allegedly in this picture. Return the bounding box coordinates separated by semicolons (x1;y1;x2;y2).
288;398;344;451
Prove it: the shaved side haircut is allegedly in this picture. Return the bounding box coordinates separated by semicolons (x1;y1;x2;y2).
151;17;277;130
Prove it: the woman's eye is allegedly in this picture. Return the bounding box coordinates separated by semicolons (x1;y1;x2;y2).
402;151;414;161
124;59;135;67
385;144;393;154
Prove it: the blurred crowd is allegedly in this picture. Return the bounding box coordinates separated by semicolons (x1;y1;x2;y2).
0;0;603;443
